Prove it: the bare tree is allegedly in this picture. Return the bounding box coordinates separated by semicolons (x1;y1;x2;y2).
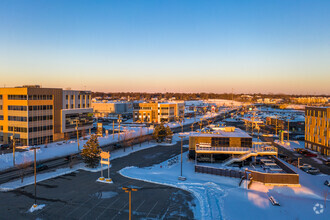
64;133;70;143
16;156;32;183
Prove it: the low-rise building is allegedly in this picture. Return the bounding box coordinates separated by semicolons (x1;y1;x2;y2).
92;101;132;117
133;102;184;123
305;107;330;156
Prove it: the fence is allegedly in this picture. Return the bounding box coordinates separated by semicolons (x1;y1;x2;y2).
195;165;244;178
247;170;299;185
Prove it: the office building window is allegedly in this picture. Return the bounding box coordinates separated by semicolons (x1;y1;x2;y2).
0;115;3;120
8;105;27;111
8;95;27;100
8;116;27;122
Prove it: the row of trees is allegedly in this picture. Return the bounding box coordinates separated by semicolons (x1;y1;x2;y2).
16;124;176;180
81;125;174;167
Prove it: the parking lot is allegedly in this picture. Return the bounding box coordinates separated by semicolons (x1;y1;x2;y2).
0;142;195;219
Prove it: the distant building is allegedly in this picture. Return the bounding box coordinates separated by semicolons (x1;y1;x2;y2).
0;86;93;146
305;107;330;156
133;102;184;123
92;101;132;117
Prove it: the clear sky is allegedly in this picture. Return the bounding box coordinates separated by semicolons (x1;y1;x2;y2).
0;0;329;94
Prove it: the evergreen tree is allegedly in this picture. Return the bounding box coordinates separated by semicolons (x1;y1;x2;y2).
81;134;101;168
165;125;173;137
152;124;171;142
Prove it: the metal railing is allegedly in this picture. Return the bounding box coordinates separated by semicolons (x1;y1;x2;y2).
196;146;277;153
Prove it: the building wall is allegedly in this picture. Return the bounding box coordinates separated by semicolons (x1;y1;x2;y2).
0;87;62;146
133;102;184;123
305;107;330;156
92;102;130;117
0;86;91;146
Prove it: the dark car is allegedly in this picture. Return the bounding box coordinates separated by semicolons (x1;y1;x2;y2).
35;164;48;171
304;153;317;157
324;180;330;187
0;144;10;150
113;143;122;149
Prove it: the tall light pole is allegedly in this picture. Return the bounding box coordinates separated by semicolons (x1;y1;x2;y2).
178;134;186;181
122;187;138;220
117;114;122;140
112;120;115;139
287;119;290;141
75;120;80;151
30;146;40;208
11;127;16;166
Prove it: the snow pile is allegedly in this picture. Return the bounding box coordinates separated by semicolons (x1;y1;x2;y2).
119;152;330;220
28;204;45;213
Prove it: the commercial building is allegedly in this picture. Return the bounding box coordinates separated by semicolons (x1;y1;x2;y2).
305;107;330;156
133;102;184;123
92;101;132;117
188;126;277;163
0;86;93;146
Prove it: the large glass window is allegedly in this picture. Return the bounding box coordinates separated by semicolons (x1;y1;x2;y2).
211;137;230;147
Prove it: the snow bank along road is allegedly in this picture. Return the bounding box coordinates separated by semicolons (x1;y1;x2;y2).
0;142;197;219
0;109;237;184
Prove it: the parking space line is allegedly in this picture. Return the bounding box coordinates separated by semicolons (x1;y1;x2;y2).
134;199;145;212
66;197;94;217
95;196;121;220
110;202;128;220
79;198;105;220
146;201;159;218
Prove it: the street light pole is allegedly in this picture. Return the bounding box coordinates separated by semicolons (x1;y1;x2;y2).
75;120;80;151
122;187;138;220
287;119;290;141
12;127;16;166
178;135;186;181
30;146;40;208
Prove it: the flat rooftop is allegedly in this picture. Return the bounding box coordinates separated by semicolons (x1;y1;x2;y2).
190;127;251;138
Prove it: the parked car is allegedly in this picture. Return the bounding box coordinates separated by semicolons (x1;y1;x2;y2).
35;164;48;171
324;160;330;166
324;180;330;187
306;167;320;174
0;144;10;150
304;153;317;157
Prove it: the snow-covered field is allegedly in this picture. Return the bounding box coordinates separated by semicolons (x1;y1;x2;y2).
120;152;330;220
0;111;227;172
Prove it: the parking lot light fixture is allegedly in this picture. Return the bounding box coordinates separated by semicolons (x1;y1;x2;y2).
30;146;40;208
178;134;186;181
122;187;138;220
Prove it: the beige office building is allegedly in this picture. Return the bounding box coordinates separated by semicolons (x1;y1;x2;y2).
305;107;330;156
0;86;93;146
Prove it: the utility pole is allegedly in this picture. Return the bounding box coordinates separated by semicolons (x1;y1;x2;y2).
275;116;278;136
112;120;115;139
12;127;16;166
117;114;122;140
178;135;186;180
287;119;290;141
75;120;80;151
30;146;40;208
122;187;138;220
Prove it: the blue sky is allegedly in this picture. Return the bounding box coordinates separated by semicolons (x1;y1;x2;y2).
0;0;329;94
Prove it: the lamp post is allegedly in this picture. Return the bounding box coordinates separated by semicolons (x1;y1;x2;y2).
11;127;16;166
178;134;186;181
75;120;80;151
122;187;138;220
287;119;290;141
117;114;122;140
30;146;40;208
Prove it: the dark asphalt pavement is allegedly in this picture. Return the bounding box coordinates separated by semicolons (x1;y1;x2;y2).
0;142;196;220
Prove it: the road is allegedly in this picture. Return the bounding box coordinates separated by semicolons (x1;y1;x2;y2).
0;141;197;220
0;110;236;184
227;121;330;175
